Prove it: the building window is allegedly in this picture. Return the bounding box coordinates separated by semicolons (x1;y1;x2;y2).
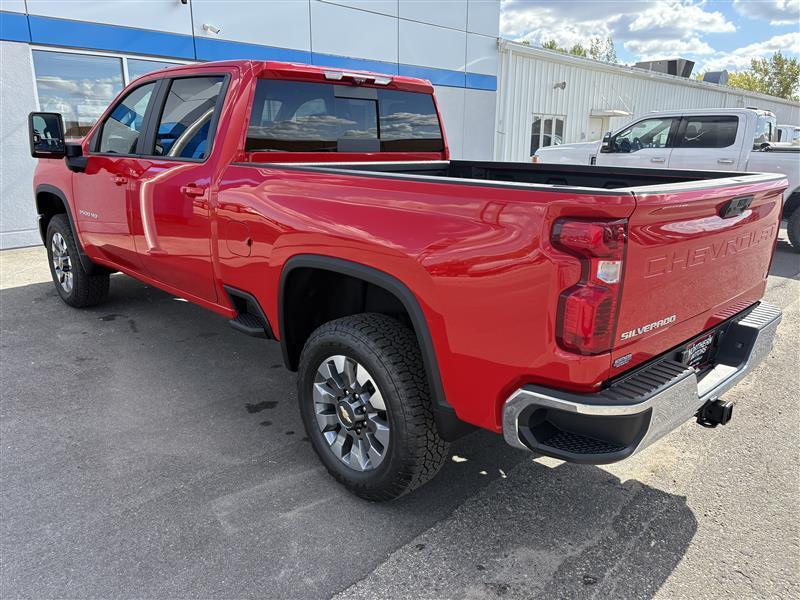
32;49;185;139
531;115;565;156
32;50;124;138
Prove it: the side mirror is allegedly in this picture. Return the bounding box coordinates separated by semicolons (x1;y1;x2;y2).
29;112;66;158
600;131;613;153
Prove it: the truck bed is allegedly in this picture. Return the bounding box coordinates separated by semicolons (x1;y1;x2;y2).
225;156;785;427
259;159;778;193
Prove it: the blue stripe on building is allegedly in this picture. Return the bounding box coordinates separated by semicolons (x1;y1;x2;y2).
195;37;311;64
2;13;497;91
311;53;400;77
465;72;497;91
27;15;195;59
399;64;466;88
0;11;30;43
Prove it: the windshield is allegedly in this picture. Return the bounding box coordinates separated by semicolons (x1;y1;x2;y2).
246;79;444;153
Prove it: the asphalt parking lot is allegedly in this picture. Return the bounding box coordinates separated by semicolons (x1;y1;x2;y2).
1;231;798;600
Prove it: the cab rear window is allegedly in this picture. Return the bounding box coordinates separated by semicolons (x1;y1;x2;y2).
246;79;444;153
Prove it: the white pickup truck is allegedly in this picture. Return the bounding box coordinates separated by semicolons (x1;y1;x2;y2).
534;108;800;250
777;124;800;145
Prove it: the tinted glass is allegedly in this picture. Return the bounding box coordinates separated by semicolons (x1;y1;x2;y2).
612;118;674;152
247;80;443;153
530;116;541;155
678;116;738;148
754;114;777;147
32;50;123;138
98;82;156;154
542;118;553;147
127;58;181;80
531;115;564;154
378;88;442;151
153;76;224;159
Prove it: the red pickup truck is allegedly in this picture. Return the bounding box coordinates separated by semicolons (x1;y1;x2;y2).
29;60;784;500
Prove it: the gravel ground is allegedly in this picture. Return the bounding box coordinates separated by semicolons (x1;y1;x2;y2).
1;231;798;599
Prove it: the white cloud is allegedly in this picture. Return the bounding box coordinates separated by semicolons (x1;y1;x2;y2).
733;0;800;25
500;2;616;48
629;3;736;36
501;0;735;60
699;32;800;72
625;37;715;60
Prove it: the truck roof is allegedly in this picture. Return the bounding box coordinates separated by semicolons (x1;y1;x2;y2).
139;59;434;93
644;107;775;118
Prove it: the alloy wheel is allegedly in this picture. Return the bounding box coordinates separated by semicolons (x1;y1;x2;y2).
313;355;390;471
51;232;73;293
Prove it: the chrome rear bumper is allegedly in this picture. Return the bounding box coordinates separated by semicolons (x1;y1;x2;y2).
502;302;782;463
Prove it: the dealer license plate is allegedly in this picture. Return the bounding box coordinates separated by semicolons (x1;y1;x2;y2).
680;331;717;368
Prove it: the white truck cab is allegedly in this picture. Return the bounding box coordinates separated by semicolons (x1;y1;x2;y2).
534;108;800;250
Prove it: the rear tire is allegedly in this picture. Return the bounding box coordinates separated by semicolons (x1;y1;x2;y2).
46;214;110;307
787;209;800;253
297;314;449;501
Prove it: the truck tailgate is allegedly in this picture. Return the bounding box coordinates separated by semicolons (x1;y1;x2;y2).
611;176;785;375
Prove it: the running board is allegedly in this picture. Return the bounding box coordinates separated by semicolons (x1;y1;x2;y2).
224;286;273;339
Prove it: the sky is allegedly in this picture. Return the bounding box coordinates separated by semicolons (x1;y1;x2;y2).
499;0;800;73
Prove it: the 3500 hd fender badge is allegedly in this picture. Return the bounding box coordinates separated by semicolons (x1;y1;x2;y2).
620;315;677;340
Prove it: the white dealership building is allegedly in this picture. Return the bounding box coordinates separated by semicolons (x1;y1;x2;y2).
0;0;501;249
494;41;800;163
1;2;799;249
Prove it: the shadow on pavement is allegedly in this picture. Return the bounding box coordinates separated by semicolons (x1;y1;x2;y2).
1;275;695;599
341;458;697;599
771;240;800;279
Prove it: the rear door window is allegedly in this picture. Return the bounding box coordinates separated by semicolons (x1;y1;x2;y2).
246;79;443;153
677;116;738;148
152;76;225;159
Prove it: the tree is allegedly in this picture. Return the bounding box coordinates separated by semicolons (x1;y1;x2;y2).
540;37;618;63
726;52;800;101
589;37;618;63
569;43;587;57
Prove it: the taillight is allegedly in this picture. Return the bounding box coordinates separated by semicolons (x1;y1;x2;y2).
552;218;627;355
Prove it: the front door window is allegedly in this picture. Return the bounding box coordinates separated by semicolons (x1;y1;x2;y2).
611;118;674;153
97;83;157;155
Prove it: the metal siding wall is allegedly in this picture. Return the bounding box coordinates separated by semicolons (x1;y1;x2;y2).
496;44;800;161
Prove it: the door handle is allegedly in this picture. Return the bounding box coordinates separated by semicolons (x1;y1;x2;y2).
717;158;735;164
112;175;128;186
650;157;666;163
181;184;206;198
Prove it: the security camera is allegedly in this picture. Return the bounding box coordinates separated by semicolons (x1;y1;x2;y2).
202;23;221;35
553;81;567;90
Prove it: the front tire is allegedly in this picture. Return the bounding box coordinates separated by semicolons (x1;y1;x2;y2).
787;209;800;253
297;314;449;501
46;214;110;307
